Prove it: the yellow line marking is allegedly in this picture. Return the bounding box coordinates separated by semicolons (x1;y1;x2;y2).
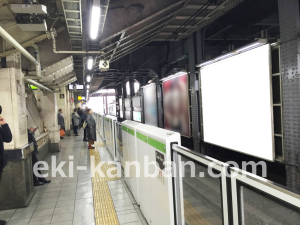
184;199;211;225
90;143;120;225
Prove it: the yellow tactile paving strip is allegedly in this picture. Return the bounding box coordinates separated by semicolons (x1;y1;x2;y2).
90;141;120;225
184;199;210;225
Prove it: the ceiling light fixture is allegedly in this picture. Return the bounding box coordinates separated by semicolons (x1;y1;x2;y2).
90;0;101;40
160;71;187;82
196;39;268;68
87;57;93;70
86;75;91;83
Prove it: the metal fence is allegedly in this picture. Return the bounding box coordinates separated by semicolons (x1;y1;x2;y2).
93;112;300;225
172;144;300;225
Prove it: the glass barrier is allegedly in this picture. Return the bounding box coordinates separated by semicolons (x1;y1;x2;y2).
180;155;223;225
114;121;124;170
231;167;300;225
239;184;300;225
172;145;229;225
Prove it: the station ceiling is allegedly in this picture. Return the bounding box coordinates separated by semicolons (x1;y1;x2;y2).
0;0;280;93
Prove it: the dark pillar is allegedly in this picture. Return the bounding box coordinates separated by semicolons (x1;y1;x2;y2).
187;33;200;152
278;0;300;193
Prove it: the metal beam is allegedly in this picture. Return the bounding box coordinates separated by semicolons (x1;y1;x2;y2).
105;23;165;55
177;0;244;40
175;16;207;20
186;4;219;10
109;31;126;60
112;39;154;62
207;25;233;39
99;0;187;45
110;32;158;58
111;1;192;62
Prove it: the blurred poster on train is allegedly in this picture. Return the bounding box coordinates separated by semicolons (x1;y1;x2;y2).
163;73;190;137
143;83;158;126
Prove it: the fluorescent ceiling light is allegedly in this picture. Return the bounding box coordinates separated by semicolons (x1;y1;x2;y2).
236;42;261;53
215;53;234;61
87;57;93;70
90;4;101;40
96;89;115;94
198;41;268;68
87;85;90;89
161;71;187;82
86;75;91;83
198;60;214;67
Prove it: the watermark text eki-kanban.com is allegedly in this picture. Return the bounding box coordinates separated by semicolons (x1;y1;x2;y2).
33;155;267;179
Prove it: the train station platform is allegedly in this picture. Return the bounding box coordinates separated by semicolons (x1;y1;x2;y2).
0;131;147;225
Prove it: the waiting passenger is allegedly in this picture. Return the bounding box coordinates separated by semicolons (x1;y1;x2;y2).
77;107;83;118
57;109;65;139
0;110;12;225
86;109;96;149
72;108;80;136
81;109;88;142
28;127;51;186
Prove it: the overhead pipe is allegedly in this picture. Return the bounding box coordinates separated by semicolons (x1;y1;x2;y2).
25;79;53;93
0;26;42;77
0;27;66;58
50;29;105;55
31;44;41;65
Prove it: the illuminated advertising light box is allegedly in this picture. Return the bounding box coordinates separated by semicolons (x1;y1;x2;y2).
200;44;274;161
143;83;158;126
133;111;142;122
162;73;190;137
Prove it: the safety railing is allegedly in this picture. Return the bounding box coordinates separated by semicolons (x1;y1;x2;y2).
92;112;300;225
171;144;300;225
113;121;124;170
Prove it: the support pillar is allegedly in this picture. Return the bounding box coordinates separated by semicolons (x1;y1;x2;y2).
0;60;35;209
278;0;300;193
187;34;200;152
38;90;60;152
55;87;71;135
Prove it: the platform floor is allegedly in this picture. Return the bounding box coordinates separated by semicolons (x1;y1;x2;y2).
0;131;148;225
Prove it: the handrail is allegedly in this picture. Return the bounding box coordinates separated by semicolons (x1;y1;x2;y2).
35;131;50;142
172;143;300;225
172;144;228;168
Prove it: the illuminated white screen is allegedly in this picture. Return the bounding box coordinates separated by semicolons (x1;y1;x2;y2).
200;44;274;161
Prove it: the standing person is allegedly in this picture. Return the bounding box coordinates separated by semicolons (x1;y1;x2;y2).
0;110;12;225
86;109;96;149
77;107;83;118
81;109;88;142
72;108;80;136
57;109;65;139
28;127;51;186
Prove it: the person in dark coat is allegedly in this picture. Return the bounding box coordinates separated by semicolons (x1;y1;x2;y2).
86;109;96;149
72;109;80;136
77;107;83;118
0;113;12;225
81;109;88;142
0;115;12;182
57;109;65;139
28;127;51;186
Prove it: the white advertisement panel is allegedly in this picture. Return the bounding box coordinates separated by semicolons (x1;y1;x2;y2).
200;44;274;161
143;84;158;126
